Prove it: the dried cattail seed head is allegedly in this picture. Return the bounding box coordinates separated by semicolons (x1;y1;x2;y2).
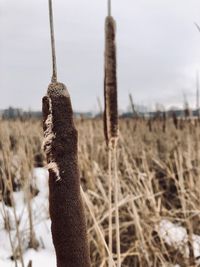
42;82;91;267
104;16;118;148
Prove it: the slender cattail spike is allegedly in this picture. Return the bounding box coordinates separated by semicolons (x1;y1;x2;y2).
103;8;121;267
104;16;118;148
48;0;57;83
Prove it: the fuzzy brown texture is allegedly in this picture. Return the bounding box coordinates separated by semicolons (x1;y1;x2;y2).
42;82;91;267
104;16;118;146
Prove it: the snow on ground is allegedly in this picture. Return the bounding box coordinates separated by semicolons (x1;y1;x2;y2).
0;168;56;266
157;219;200;262
0;249;56;267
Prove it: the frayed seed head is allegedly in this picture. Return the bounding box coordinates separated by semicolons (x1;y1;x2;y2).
42;96;61;181
46;162;61;182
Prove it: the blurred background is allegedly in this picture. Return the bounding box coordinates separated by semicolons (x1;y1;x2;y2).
1;0;200;115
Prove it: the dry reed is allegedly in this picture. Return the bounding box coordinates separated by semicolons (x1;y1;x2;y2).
104;3;121;266
2;118;200;266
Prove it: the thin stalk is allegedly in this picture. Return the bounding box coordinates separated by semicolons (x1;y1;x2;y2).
80;187;116;267
49;0;57;83
9;181;25;267
108;0;111;16
108;146;113;267
26;174;38;249
113;141;121;267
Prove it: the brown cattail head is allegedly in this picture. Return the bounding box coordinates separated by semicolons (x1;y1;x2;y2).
42;82;91;267
104;16;118;148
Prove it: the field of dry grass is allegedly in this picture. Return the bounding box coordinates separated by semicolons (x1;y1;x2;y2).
1;117;200;267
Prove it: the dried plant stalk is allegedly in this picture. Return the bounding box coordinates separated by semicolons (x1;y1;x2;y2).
113;144;121;267
108;147;113;267
42;82;91;267
104;13;121;267
129;93;138;118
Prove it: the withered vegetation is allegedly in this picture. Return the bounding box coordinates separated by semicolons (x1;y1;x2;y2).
1;117;200;266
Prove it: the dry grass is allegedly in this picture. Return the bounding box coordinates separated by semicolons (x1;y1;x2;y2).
1;117;200;266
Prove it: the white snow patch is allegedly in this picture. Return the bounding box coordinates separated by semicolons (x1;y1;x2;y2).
33;167;49;197
157;219;200;261
0;168;56;266
0;249;56;267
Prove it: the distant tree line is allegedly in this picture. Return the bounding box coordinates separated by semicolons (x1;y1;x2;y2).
1;106;200;120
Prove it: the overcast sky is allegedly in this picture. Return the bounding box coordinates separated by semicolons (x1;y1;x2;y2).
1;0;200;112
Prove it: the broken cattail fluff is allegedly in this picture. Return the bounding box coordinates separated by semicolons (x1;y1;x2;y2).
42;97;61;181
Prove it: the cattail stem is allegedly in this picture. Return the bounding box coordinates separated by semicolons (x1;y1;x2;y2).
49;0;57;83
80;187;116;267
108;147;113;267
108;0;111;16
113;142;121;267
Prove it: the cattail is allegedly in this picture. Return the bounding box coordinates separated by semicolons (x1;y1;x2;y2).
104;14;118;147
42;1;91;267
43;84;91;267
104;1;121;266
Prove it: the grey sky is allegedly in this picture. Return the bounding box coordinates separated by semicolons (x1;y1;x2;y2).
1;0;200;112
